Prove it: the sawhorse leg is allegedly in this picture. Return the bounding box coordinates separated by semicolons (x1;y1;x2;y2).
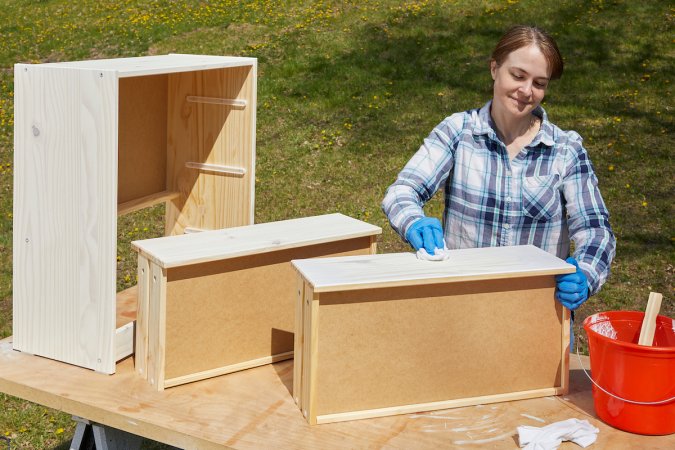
69;416;183;450
70;416;144;450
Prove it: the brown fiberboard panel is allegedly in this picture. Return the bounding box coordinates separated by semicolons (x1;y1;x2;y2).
163;237;373;381
313;276;563;416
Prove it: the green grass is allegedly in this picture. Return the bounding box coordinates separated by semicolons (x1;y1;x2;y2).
0;0;673;448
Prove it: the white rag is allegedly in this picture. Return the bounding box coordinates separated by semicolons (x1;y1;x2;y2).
416;244;451;261
518;418;599;450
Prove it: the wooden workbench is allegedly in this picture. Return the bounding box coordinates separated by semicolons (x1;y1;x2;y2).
0;335;672;449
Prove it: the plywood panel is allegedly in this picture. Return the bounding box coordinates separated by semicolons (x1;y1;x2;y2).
118;74;168;204
12;65;118;373
0;338;670;449
313;277;563;416
166;65;255;235
162;238;372;383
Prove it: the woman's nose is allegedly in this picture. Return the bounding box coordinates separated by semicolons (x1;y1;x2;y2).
518;81;533;96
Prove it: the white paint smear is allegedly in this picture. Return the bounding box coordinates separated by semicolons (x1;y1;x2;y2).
453;431;514;445
409;414;462;420
520;413;546;423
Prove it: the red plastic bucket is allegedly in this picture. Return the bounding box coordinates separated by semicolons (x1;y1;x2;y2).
583;311;675;435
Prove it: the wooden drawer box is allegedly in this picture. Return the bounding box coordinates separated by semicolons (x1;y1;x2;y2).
292;245;574;424
132;213;381;390
13;54;257;374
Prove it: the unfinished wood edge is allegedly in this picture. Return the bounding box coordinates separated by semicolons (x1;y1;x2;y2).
185;162;246;176
301;286;314;420
307;295;320;425
115;321;135;362
163;351;294;389
369;235;377;254
314;387;562;425
561;306;571;395
147;264;167;391
248;63;257;226
310;268;574;293
293;277;305;405
135;256;151;379
118;190;180;216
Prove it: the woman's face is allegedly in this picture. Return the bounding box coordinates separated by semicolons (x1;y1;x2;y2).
490;44;550;119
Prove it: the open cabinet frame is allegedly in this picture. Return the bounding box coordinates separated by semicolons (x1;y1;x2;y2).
12;54;256;374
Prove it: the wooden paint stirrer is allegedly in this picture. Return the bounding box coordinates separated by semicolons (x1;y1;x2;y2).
638;291;663;346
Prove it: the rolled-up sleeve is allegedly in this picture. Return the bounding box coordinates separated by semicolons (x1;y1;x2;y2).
562;133;616;295
381;115;459;240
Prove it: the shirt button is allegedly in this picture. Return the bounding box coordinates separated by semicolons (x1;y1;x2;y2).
506;196;512;202
504;223;511;230
506;170;512;176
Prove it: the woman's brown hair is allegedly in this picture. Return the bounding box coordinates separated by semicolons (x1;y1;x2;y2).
491;25;564;80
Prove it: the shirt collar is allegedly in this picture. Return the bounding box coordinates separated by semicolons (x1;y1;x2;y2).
474;100;556;147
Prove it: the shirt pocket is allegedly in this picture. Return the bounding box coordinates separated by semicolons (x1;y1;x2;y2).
522;174;562;221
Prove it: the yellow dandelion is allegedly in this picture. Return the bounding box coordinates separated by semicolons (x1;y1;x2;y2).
608;165;614;171
642;201;648;207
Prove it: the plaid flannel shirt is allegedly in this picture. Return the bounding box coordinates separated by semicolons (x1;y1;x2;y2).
382;101;616;295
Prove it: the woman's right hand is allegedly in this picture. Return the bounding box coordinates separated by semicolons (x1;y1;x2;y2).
405;217;445;254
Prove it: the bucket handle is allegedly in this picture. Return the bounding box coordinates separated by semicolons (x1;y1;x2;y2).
575;336;675;406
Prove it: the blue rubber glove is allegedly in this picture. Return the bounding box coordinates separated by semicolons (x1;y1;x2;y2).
556;257;589;310
405;217;445;254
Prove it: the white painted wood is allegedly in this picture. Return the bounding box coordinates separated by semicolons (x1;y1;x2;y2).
13;65;118;373
292;245;575;293
13;54;258;374
37;54;257;78
132;213;382;269
115;322;135;362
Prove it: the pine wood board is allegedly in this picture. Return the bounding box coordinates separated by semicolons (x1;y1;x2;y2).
37;54;257;77
133;213;381;269
164;64;256;235
13;64;118;374
292;244;575;292
0;337;671;449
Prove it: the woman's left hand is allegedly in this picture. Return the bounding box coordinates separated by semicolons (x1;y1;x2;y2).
555;257;589;310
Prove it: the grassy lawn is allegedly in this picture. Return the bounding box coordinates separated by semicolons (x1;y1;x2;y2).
0;0;672;448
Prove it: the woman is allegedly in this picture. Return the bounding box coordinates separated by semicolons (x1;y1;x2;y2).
381;25;616;311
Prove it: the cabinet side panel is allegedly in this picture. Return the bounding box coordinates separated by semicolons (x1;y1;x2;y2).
166;66;254;235
314;277;563;415
12;66;117;373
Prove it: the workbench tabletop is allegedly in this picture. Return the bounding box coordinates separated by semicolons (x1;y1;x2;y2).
0;337;670;449
292;244;575;292
132;213;381;269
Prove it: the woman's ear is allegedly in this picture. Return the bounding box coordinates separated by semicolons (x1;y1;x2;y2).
490;60;498;80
